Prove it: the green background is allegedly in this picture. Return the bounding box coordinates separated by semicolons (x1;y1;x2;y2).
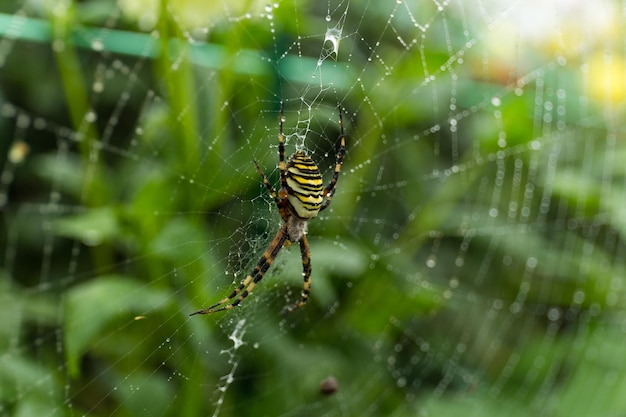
1;1;625;416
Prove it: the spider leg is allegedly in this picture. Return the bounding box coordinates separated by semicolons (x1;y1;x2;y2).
254;101;290;220
278;101;289;200
190;224;290;315
319;106;347;212
283;234;312;313
254;159;280;205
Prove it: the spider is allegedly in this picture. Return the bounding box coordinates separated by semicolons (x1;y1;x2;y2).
190;103;346;315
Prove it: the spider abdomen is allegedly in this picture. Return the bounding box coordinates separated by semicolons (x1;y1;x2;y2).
286;151;324;219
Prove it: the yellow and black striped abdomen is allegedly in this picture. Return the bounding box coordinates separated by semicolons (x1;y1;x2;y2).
285;151;324;219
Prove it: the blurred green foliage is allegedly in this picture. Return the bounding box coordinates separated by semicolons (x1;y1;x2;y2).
1;1;626;416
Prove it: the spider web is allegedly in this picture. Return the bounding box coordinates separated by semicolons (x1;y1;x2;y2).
2;0;626;416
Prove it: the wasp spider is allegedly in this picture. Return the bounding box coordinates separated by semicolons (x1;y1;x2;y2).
191;103;346;315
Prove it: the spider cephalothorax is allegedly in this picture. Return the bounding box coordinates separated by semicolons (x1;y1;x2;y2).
191;103;346;315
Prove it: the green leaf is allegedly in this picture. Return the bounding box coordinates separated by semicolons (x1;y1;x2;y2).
551;168;602;215
31;153;84;197
14;396;65;417
554;323;626;417
63;275;170;377
107;369;175;417
53;207;118;246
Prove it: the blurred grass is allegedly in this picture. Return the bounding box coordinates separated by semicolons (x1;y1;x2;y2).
1;1;626;416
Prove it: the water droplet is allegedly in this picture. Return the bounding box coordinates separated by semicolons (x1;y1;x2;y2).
8;141;29;164
84;111;97;123
92;80;104;93
91;39;104;51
